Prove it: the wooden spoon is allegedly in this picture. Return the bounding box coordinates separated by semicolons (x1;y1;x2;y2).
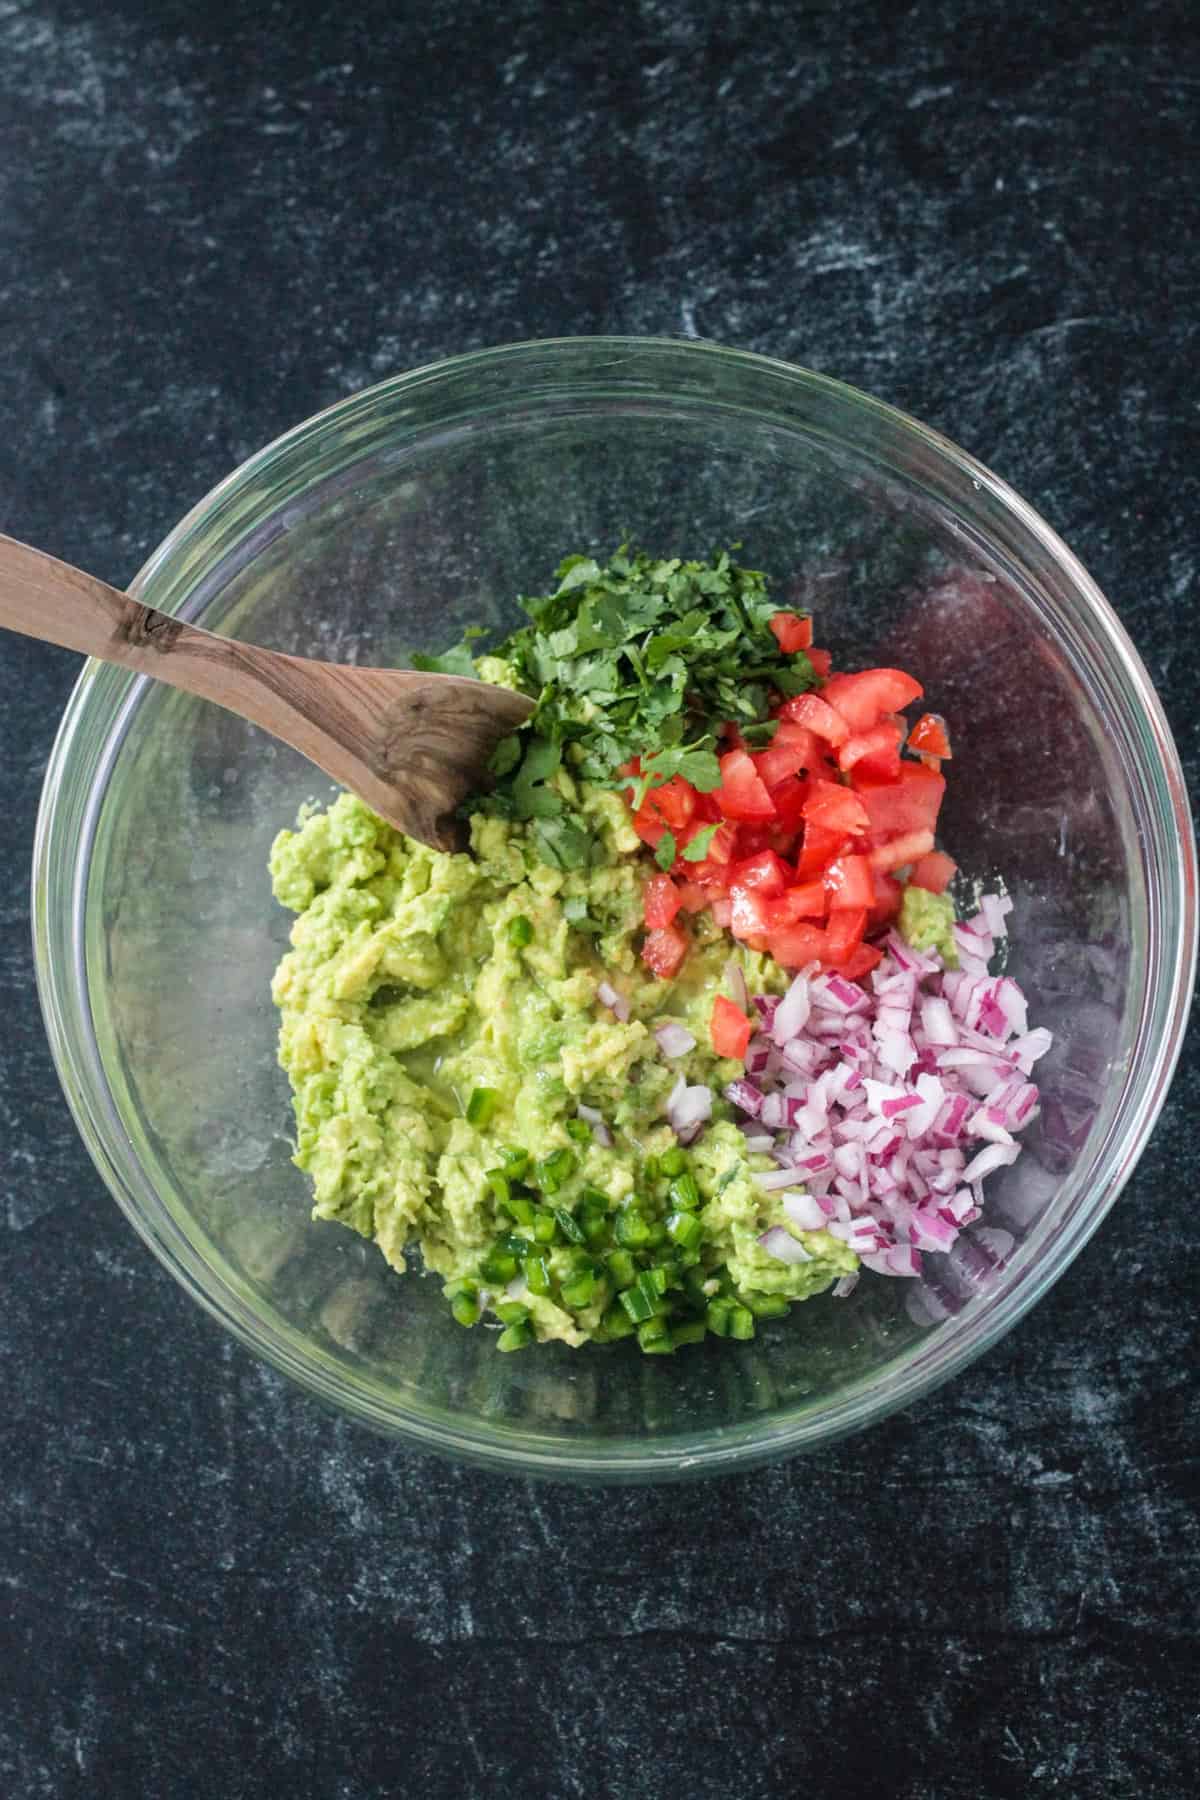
0;532;533;852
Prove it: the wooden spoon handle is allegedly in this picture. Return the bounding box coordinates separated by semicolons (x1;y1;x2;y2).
0;532;532;851
0;532;208;664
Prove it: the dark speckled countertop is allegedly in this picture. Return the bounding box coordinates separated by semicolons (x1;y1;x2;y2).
2;3;1197;1795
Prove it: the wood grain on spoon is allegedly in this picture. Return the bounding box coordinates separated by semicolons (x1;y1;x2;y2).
0;532;533;852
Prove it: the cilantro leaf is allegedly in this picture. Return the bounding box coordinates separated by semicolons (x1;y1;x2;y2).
444;546;823;872
681;823;719;862
654;831;677;872
410;639;481;678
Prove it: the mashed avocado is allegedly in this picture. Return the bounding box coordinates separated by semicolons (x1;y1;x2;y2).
270;778;856;1352
898;884;958;967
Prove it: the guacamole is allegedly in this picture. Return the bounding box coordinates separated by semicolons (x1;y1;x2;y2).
270;780;856;1351
898;884;958;967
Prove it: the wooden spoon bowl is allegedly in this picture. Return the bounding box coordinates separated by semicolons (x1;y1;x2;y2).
0;532;533;851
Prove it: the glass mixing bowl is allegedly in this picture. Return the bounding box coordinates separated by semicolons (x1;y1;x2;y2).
33;338;1195;1481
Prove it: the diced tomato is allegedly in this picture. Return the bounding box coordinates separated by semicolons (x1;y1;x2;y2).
822;668;924;732
729;849;789;897
870;869;904;922
823;852;875;911
794;820;853;879
768;611;813;653
765;880;828;925
803;779;871;836
642;873;681;930
733;823;774;857
838;719;904;774
638;774;698;830
710;995;753;1059
716;749;778;821
674;880;710;914
824;906;868;964
807;647;832;677
729;884;773;942
850;741;904;783
838;943;884;981
711;897;732;927
858;763;946;840
754;722;821;788
869;828;936;873
908;712;952;759
777;692;850;747
766;777;810;835
909;850;957;894
767;922;830;969
632;774;700;847
641;924;688;979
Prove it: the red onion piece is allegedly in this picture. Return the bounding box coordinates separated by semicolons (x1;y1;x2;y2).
759;1225;814;1265
597;980;630;1023
654;1020;696;1059
575;1103;613;1148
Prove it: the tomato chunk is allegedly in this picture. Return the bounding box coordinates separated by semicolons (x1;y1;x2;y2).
766;777;810;835
642;873;681;929
766;880;828;925
729;884;773;942
674;880;710;914
806;647;832;677
767;922;829;969
838;719;904;774
717;749;778;821
753;722;820;788
777;691;850;747
869;828;936;872
870;869;903;923
803;779;871;836
711;995;753;1059
839;943;884;981
824;906;868;963
641;924;688;979
858;763;945;839
908;712;952;759
794;819;853;879
823;852;875;911
822;668;924;732
909;850;957;894
729;849;789;897
768;611;813;653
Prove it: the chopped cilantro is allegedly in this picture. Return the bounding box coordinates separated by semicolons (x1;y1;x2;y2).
681;823;719;863
449;548;819;871
410;628;487;678
654;831;678;872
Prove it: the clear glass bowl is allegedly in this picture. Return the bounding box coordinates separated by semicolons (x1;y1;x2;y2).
33;338;1196;1481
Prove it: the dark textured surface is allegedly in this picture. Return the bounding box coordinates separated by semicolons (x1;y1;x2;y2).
2;1;1197;1794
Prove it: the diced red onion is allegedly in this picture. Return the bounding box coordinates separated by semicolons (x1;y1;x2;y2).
724;1078;764;1118
719;897;1048;1287
654;1020;696;1059
980;893;1013;938
755;1165;808;1192
832;1273;859;1299
783;1191;829;1231
575;1103;613;1149
759;1226;813;1265
597;980;630;1023
666;1075;712;1144
773;973;812;1044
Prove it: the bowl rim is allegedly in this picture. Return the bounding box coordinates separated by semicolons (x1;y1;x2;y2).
31;335;1198;1480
